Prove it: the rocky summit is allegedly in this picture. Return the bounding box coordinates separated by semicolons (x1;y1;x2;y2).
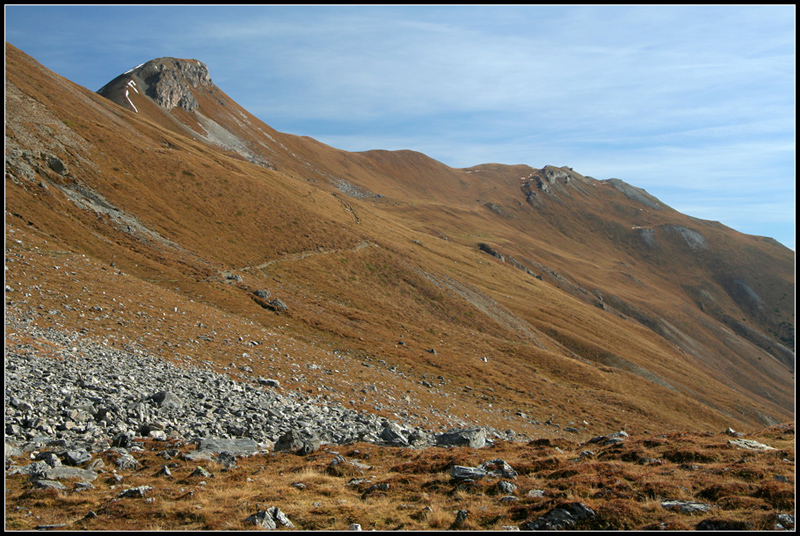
3;42;795;530
98;57;213;113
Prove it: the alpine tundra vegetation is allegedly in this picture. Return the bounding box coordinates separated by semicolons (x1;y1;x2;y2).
4;43;794;531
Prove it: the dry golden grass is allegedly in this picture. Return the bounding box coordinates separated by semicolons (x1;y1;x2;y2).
5;426;794;531
4;43;795;531
5;43;793;442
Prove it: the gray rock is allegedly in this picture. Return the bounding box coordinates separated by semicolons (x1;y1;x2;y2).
328;454;371;475
9;461;48;479
157;464;172;477
46;154;69;175
775;514;795;530
190;466;213;478
111;432;135;449
190;438;259;457
521;502;596;530
246;511;277;530
4;310;517;465
451;509;469;528
587;430;628;446
32;479;66;490
604;178;662;210
34;451;62;467
150;391;183;410
661;500;712;514
130;58;211;111
728;438;775;451
267;298;289;313
217;451;238;469
450;465;488;481
274;430;320;455
258;378;281;389
436;426;488;448
380;421;409;446
246;507;294;529
85;458;105;472
37;465;98;482
115;453;139;471
118;485;153;498
496;480;517;495
74;481;96;492
479;459;518;479
148;430;168;441
270;507;294;529
63;449;92;466
663;225;708;250
362;482;391;497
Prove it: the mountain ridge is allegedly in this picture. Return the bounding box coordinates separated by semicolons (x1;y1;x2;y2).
4;43;794;438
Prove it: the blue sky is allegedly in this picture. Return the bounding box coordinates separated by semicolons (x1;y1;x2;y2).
5;5;795;249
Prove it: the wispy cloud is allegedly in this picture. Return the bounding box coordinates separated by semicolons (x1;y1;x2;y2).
5;5;794;248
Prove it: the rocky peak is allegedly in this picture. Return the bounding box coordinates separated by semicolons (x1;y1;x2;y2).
520;165;592;207
98;57;213;113
134;57;212;112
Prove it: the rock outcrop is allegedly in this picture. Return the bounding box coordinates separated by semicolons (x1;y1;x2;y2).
136;57;212;112
97;57;212;113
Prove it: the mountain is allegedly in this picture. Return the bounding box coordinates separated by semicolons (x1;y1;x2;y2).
5;43;794;439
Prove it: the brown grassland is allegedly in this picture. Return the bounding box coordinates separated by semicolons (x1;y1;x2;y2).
4;425;794;531
4;43;795;530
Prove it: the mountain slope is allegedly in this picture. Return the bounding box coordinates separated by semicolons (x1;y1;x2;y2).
5;43;794;437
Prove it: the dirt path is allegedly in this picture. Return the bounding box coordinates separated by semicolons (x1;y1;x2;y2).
221;240;374;278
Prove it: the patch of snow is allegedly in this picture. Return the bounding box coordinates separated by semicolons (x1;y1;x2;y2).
124;89;139;114
123;62;146;75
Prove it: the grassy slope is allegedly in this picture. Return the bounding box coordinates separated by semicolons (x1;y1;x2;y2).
4;43;794;438
4;424;795;530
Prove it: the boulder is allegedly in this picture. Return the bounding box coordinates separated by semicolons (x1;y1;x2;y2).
496;481;517;495
450;465;488;481
727;438;775;451
62;449;92;466
118;485;153;498
274;429;320;455
267;298;289;313
32;479;66;490
450;509;469;529
253;289;271;299
661;500;712;514
150;390;183;410
32;465;98;482
436;427;488;448
328;454;371;476
190;466;213;478
245;507;294;529
191;438;259;457
521;502;596;530
479;459;518;479
380;421;409;446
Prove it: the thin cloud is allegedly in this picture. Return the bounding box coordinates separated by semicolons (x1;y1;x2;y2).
4;5;794;248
